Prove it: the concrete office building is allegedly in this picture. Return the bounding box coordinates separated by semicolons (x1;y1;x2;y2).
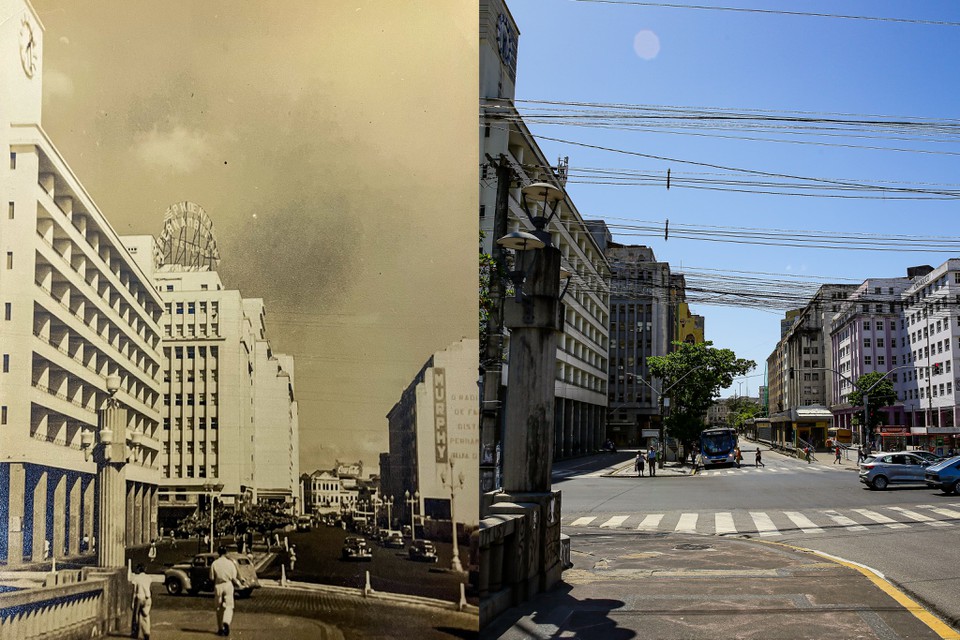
123;237;299;526
480;0;611;476
1;0;163;564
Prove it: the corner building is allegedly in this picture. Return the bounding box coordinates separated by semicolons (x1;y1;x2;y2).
1;0;162;565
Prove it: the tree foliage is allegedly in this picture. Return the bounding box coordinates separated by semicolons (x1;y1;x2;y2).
647;341;755;453
726;396;760;431
847;372;897;431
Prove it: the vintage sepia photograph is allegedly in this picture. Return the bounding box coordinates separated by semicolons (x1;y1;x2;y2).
1;1;478;638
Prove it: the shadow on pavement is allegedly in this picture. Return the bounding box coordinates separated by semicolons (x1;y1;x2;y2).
484;583;635;639
435;625;479;639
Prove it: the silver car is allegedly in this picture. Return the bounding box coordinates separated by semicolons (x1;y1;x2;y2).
859;452;931;490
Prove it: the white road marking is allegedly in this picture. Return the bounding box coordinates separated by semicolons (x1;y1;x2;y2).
600;515;629;528
749;511;781;537
916;504;960;520
822;510;868;532
851;508;910;529
783;511;824;534
636;514;664;531
674;513;699;534
569;516;597;527
714;512;737;535
887;506;951;527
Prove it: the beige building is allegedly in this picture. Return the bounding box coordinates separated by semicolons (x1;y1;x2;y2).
1;0;163;564
480;0;610;478
123;239;299;526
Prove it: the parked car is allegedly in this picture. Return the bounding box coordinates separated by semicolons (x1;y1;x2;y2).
409;539;438;563
296;515;313;532
341;536;373;561
924;455;960;494
859;452;932;490
909;450;946;464
382;530;404;548
164;552;259;597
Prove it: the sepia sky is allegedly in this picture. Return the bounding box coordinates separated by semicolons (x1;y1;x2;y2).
30;1;478;474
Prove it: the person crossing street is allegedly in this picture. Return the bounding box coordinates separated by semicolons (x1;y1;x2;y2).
755;448;764;467
210;546;244;636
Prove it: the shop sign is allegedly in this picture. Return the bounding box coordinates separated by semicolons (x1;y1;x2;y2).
927;427;960;434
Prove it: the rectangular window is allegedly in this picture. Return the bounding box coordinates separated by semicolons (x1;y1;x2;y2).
187;302;195;314
864;356;872;365
7;202;13;219
876;338;884;348
9;153;15;169
166;285;174;291
949;382;953;394
4;303;10;320
892;355;897;365
211;417;218;430
174;346;183;359
6;252;12;269
863;338;871;348
877;355;885;366
201;284;208;291
1;406;6;424
175;302;183;314
186;346;195;359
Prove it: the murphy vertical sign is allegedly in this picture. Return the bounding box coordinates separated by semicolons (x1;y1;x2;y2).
434;368;448;463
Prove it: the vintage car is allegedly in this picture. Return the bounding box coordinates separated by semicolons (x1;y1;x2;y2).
341;536;373;561
163;552;260;598
408;539;438;563
381;530;405;548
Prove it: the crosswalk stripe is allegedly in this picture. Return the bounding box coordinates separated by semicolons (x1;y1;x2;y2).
887;506;951;527
822;510;868;532
783;511;824;534
749;511;780;536
569;516;596;527
851;508;910;529
916;505;960;520
637;514;664;531
715;512;736;535
675;513;698;533
600;515;629;528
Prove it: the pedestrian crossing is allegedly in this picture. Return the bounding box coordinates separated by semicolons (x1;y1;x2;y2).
696;464;842;477
564;503;960;538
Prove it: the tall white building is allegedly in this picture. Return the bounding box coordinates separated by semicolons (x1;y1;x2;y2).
1;0;163;564
123;234;299;526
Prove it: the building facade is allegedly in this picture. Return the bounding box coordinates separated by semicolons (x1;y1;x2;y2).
1;1;163;564
480;0;610;472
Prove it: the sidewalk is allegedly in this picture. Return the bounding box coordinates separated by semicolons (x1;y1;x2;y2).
484;531;959;639
604;451;696;478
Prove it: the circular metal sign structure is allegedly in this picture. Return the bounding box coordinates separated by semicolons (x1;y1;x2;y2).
156;201;221;270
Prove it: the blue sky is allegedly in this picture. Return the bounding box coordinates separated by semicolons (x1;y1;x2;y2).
504;0;960;398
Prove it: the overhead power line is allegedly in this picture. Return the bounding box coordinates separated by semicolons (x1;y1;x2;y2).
570;0;960;28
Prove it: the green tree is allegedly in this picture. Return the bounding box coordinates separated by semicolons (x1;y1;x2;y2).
726;396;760;432
647;341;755;456
847;372;896;434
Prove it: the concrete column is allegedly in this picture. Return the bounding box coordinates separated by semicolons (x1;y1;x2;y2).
96;402;129;568
6;463;26;565
52;472;66;558
125;481;135;548
32;468;48;561
150;486;158;541
502;246;561;494
68;475;81;556
563;399;574;458
133;483;143;545
82;476;95;554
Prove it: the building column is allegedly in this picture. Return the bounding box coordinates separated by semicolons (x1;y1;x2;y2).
150;486;158;541
133;483;144;545
68;475;81;557
52;472;66;558
563;399;573;458
6;463;26;565
82;476;95;554
32;468;48;561
96;463;127;568
125;481;135;548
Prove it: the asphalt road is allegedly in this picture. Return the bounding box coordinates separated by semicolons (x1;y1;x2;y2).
264;524;473;604
556;445;960;631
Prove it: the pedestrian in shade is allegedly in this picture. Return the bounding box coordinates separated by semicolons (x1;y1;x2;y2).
635;451;645;477
755;448;764;467
647;446;657;477
129;563;152;640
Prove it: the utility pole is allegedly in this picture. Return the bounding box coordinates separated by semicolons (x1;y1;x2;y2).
480;156;511;496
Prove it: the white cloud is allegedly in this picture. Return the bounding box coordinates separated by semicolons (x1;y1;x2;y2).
633;29;661;60
44;69;74;98
133;125;213;173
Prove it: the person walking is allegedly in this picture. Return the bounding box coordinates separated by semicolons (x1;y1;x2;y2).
755;448;764;467
635;451;645;477
647;446;657;477
147;539;157;563
804;446;812;464
734;446;742;468
289;544;297;572
834;444;842;464
210;546;243;636
129;563;152;640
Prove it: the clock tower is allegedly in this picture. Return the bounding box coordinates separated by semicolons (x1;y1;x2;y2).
1;0;44;130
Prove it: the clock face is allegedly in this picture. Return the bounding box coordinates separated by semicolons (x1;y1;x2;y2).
19;17;39;78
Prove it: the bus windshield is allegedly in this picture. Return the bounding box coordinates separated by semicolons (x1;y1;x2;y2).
701;430;736;456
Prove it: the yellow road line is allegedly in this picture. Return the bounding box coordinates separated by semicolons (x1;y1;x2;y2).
754;538;960;639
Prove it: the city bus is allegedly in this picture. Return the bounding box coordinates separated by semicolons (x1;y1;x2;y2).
700;427;738;467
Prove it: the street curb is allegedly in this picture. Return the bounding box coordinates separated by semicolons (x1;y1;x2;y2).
258;580;479;615
751;538;960;639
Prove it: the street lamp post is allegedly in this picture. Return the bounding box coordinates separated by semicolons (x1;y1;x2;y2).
92;375;129;568
404;490;419;541
385;497;394;529
441;460;466;573
202;482;224;553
